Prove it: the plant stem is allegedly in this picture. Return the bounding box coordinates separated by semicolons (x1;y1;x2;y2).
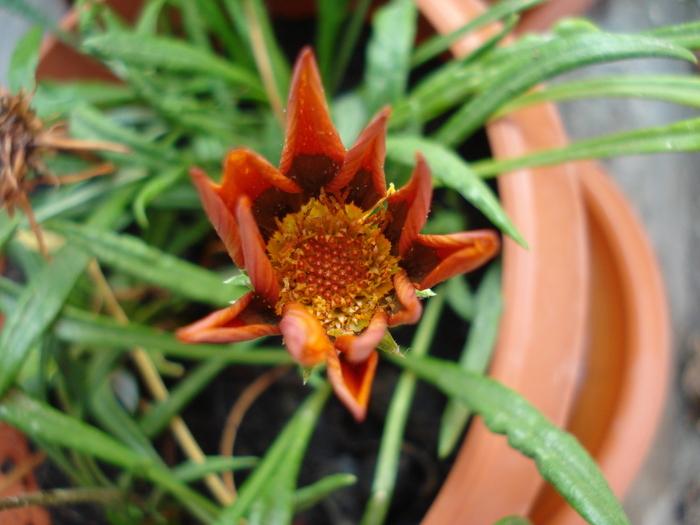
87;261;234;506
360;291;446;525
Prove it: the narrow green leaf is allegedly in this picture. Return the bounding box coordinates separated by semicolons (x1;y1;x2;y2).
386;135;526;247
411;0;546;67
445;275;474;321
245;0;291;98
81;33;265;99
49;220;241;307
331;0;372;91
0;390;219;522
33;81;136;119
0;214;19;253
139;357;231;438
391;355;630;525
48;307;290;364
316;0;349;84
438;261;502;457
364;0;417;114
494;517;534;525
135;0;167;35
0;0;68;39
361;293;445;525
471;116;700;177
0;190;131;399
495;75;700;117
435;32;698;145
8;25;42;92
644;20;700;49
332;91;370;147
173;456;258;483
133;166;186;228
295;473;357;512
213;383;332;525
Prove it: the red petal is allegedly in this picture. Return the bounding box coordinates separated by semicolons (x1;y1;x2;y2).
326;108;390;209
190;167;244;268
176;291;281;343
388;269;423;327
326;349;379;422
278;47;346;193
279;302;334;367
384;154;432;256
236;196;280;305
403;230;500;290
334;311;388;363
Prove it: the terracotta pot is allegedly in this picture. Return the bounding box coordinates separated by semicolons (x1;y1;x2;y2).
35;1;669;524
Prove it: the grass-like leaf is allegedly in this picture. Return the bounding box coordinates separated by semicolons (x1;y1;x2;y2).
644;20;700;49
213;383;331;524
386;135;526;247
49;220;241;307
81;32;265;99
295;473;357;512
0;390;219;523
411;0;546;67
495;75;700;117
435;32;697;146
8;25;42;93
471;116;700;177
392;355;630;525
364;0;417;115
438;261;503;458
173;456;259;483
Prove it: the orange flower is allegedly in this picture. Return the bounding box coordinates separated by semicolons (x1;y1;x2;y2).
177;48;500;421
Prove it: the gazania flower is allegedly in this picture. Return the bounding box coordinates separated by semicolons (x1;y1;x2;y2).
177;47;499;421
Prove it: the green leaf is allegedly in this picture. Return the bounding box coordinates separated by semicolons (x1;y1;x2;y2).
48;307;290;365
644;20;700;49
0;0;67;38
495;75;700;117
316;0;349;84
0;190;132;399
391;355;631;525
81;32;265;99
8;25;42;92
33;81;136;119
173;456;258;483
435;32;698;146
295;473;357;512
364;0;417;114
0;390;219;523
49;220;241;307
0;214;19;253
386;135;526;247
331;0;372;91
471;116;700;177
411;0;546;67
133;166;186;228
213;383;331;525
445;275;474;321
438;261;503;457
493;517;533;525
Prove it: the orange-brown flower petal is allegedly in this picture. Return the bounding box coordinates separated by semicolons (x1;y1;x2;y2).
219;148;303;240
402;230;500;290
326;108;390;209
190;166;245;268
236;196;280;305
278;47;346;194
384;154;432;256
388;269;423;327
326;349;379;422
176;291;281;343
279;302;334;367
334;311;388;363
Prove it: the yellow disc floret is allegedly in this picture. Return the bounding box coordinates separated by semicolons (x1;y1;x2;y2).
266;192;399;336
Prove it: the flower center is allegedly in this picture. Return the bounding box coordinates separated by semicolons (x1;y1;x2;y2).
266;193;399;336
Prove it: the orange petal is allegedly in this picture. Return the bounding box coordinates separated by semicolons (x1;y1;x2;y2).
384;154;432;256
403;230;500;290
334;311;388;363
326;349;379;422
326;108;390;209
176;291;281;343
279;302;334;367
388;269;423;327
278;47;346;193
190;167;245;268
236;196;280;305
